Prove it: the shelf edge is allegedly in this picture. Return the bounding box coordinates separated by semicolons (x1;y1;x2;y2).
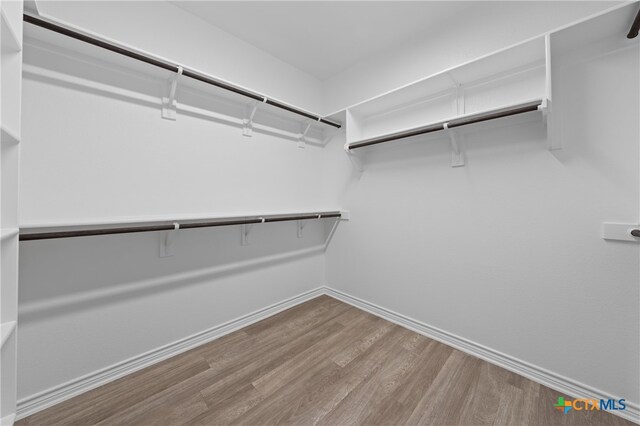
348;99;543;149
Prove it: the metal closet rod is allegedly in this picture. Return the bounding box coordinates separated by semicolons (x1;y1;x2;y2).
23;14;342;129
19;212;342;241
348;100;542;150
628;6;640;39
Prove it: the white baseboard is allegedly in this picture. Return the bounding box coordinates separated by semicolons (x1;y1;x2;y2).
324;286;639;425
16;287;325;420
17;285;639;425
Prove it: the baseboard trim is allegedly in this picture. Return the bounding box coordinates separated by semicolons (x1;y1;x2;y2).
16;286;325;420
324;287;639;425
17;285;639;424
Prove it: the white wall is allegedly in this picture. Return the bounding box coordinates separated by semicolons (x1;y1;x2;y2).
16;0;640;414
322;1;618;114
20;1;336;225
36;1;324;113
17;1;336;400
19;222;328;399
325;14;640;409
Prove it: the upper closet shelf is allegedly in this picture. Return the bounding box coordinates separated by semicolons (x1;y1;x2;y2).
23;13;341;147
342;34;555;166
338;2;640;170
349;99;544;150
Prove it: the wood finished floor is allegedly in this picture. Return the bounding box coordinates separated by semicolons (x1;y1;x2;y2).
17;295;634;426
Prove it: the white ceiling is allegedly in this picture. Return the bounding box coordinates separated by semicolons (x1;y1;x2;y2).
172;1;482;80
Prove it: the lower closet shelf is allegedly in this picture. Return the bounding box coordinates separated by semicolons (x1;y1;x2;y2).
20;211;346;241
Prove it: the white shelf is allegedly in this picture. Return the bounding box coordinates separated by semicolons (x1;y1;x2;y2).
0;9;21;53
0;413;16;426
23;17;337;145
0;322;16;349
21;209;346;231
344;36;547;145
0;126;19;146
348;98;544;149
0;1;22;423
0;228;19;241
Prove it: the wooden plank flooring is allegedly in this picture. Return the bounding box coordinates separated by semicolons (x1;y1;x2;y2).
17;296;635;426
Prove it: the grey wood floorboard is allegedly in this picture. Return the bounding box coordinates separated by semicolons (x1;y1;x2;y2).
17;295;635;426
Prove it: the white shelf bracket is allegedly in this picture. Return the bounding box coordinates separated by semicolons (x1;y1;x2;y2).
242;101;259;137
538;98;549;125
539;98;561;151
159;222;180;257
162;66;183;120
445;72;459;87
455;86;465;116
241;218;264;245
344;144;364;173
25;0;41;15
297;121;313;148
447;73;465;116
241;223;252;245
444;123;465;167
297;220;305;238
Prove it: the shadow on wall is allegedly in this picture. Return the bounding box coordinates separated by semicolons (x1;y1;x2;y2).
19;219;337;323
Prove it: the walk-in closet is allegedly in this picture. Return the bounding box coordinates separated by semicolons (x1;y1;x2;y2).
1;1;639;425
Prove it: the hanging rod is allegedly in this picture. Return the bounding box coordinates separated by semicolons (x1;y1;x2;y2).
628;6;640;39
348;99;542;150
23;14;341;129
19;212;342;241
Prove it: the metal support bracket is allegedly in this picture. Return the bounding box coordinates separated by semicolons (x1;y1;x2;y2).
242;101;259;137
443;123;465;167
241;217;264;245
297;121;313;148
159;222;180;257
162;66;183;120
